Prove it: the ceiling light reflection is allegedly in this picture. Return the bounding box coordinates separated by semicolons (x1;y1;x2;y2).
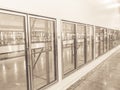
14;62;18;80
2;64;7;83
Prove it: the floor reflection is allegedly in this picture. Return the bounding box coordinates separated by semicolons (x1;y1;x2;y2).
68;50;120;90
0;57;27;90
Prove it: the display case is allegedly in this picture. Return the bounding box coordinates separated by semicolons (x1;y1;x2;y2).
103;28;107;53
109;29;114;49
118;31;120;45
117;30;120;45
76;23;85;67
62;21;76;75
0;32;2;45
113;30;117;47
30;16;57;89
95;26;100;58
0;9;120;90
0;11;27;90
112;30;115;47
106;29;110;51
85;25;94;62
116;30;119;46
99;28;104;55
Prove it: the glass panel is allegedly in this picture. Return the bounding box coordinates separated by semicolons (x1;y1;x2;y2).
62;22;75;75
76;24;85;67
119;31;120;45
116;30;119;46
112;30;115;47
99;28;104;55
113;30;117;47
104;28;107;53
107;29;110;51
86;25;93;62
0;13;27;90
30;17;56;89
0;32;1;45
116;30;118;46
95;27;100;58
109;30;111;49
109;30;113;49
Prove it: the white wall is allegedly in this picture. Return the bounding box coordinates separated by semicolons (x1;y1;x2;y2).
0;0;120;29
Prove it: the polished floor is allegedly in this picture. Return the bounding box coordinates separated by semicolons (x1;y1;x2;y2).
68;49;120;90
0;57;27;90
0;52;55;90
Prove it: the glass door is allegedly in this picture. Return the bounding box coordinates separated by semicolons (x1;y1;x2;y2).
99;28;104;55
95;27;100;58
86;25;94;62
106;29;109;51
62;21;76;75
109;30;113;49
29;16;57;89
0;11;27;90
113;30;117;47
76;24;85;67
104;28;107;53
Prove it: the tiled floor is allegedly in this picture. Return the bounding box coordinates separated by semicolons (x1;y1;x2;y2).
68;50;120;90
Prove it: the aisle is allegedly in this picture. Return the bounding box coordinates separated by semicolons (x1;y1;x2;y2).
68;50;120;90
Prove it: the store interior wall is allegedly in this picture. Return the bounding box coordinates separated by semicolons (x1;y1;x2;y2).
0;0;120;29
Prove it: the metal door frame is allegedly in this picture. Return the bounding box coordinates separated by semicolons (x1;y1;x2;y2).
85;24;94;63
61;20;76;77
0;8;58;90
75;23;86;68
27;14;57;90
95;26;100;58
0;9;33;90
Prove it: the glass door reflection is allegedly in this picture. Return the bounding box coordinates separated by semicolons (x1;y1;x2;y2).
104;28;107;53
62;22;75;75
99;28;104;55
95;27;100;58
109;30;113;49
0;12;27;90
76;24;85;67
86;25;94;62
30;17;56;89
